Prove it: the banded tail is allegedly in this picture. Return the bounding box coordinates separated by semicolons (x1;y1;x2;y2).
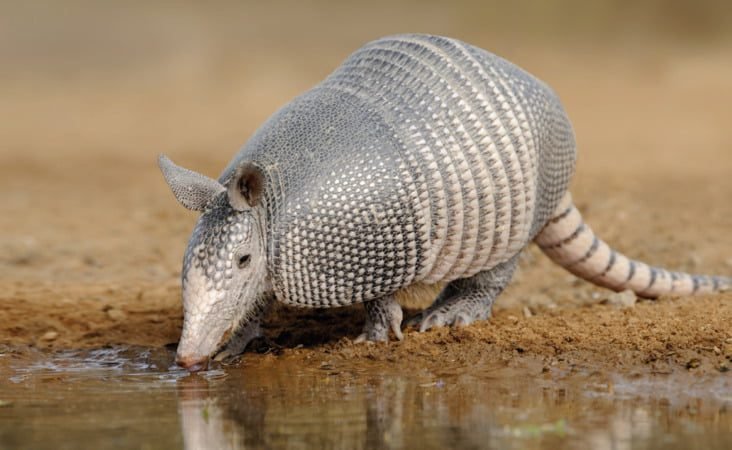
535;193;731;298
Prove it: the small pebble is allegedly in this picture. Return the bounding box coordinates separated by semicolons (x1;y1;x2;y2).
40;331;58;341
106;309;127;321
522;306;533;318
686;358;701;369
507;315;519;324
713;346;721;355
605;290;637;308
726;338;732;345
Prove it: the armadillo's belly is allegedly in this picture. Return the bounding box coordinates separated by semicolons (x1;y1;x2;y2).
238;34;575;308
320;35;576;284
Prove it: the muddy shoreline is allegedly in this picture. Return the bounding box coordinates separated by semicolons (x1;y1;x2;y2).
3;279;730;378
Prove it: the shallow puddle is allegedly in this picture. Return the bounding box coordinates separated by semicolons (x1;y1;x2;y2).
0;346;730;449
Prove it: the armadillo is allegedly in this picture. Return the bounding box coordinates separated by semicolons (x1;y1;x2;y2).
159;34;730;371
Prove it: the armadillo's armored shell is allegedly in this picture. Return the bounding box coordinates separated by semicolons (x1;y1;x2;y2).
221;34;576;307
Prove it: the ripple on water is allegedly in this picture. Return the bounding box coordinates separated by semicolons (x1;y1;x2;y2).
4;345;188;389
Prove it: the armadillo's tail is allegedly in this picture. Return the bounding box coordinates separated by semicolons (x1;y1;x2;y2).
535;192;731;298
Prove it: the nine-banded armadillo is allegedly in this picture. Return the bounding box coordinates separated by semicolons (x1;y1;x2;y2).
159;34;730;371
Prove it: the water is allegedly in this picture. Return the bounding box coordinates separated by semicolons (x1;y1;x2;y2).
0;346;730;449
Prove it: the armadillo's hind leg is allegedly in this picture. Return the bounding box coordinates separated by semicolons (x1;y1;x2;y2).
355;295;404;343
407;255;519;332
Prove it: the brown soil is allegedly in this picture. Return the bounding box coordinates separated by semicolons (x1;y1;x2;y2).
1;3;731;377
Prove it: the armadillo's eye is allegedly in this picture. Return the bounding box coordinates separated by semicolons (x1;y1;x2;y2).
237;254;251;269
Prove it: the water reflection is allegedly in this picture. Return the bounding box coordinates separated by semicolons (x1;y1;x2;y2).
172;358;732;450
0;346;730;450
173;364;527;449
177;374;266;450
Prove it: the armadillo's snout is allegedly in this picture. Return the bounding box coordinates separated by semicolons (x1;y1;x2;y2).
176;354;210;372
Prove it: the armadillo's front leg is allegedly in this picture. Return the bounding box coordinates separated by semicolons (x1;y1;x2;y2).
407;255;520;332
213;318;263;362
354;295;403;343
213;299;271;362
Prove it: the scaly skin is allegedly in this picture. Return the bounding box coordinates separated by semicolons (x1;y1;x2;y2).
405;254;520;331
160;34;729;371
536;193;731;297
355;296;403;343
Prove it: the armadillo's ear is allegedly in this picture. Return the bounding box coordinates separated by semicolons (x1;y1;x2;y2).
227;162;264;210
158;154;225;211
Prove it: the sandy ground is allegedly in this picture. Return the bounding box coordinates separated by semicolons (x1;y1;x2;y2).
1;2;731;377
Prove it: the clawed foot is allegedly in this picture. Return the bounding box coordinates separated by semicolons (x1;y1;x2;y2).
213;320;263;363
355;296;404;343
405;296;491;332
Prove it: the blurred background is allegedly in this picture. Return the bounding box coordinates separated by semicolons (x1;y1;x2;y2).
1;1;731;346
3;1;732;164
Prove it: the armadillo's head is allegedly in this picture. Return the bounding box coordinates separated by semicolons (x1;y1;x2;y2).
158;155;268;371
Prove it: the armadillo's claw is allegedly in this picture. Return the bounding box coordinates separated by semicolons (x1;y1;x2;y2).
419;312;448;332
353;333;372;344
212;349;239;363
391;320;404;341
355;296;403;343
212;319;263;364
453;312;473;328
407;298;492;333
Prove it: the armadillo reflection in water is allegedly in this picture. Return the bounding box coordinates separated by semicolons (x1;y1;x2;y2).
159;34;731;371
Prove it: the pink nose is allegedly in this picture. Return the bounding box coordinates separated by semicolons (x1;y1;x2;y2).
176;355;209;372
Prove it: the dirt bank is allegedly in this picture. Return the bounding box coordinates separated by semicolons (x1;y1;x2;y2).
3;277;731;376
